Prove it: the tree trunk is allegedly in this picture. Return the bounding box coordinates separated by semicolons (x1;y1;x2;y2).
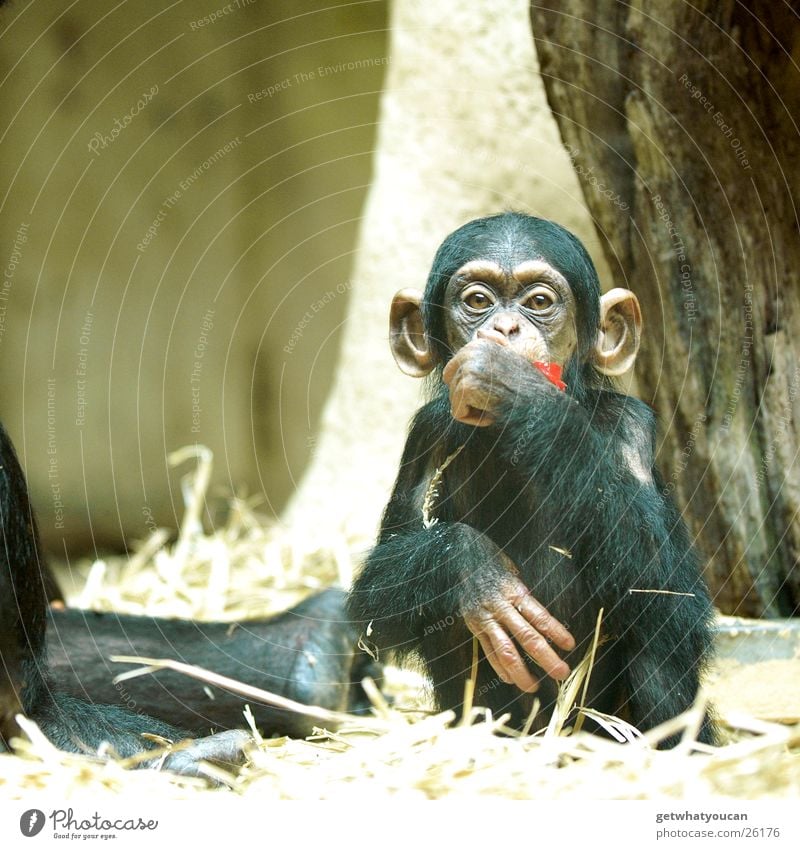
531;0;800;616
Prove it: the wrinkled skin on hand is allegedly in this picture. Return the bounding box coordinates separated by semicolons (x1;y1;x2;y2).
455;547;575;691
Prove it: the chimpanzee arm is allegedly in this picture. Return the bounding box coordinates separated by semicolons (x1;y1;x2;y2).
614;470;716;743
489;366;714;739
0;421;51;747
348;399;574;691
444;343;672;551
349;401;495;649
493;372;691;586
47;588;375;738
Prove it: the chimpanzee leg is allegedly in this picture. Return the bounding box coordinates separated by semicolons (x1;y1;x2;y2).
47;588;380;737
0;418;251;775
618;601;715;747
0;420;50;749
418;624;540;730
0;412;378;770
625;658;716;746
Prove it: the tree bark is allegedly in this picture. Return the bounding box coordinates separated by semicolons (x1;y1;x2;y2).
531;0;800;616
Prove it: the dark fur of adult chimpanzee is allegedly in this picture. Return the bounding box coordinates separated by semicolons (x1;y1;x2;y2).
0;421;377;775
348;211;715;746
47;589;377;737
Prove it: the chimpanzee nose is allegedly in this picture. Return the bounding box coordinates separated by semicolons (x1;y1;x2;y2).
492;312;519;337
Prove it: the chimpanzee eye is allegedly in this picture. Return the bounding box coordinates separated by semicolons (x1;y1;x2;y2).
524;287;557;312
461;287;494;312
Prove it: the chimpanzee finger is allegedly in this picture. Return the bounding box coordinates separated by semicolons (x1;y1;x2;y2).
450;386;474;423
442;340;495;387
467;615;540;692
443;365;470;419
161;729;251;778
448;374;494;426
467;410;496;426
473;632;511;685
514;593;576;653
497;604;571;681
475;328;510;347
441;349;468;385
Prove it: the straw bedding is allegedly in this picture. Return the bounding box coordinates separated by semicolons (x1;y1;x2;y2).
3;448;798;799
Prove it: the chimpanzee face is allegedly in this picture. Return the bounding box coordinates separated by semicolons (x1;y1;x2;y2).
389;213;641;381
442;258;579;366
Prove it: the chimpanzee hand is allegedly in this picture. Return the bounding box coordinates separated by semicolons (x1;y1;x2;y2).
459;551;575;691
442;333;555;427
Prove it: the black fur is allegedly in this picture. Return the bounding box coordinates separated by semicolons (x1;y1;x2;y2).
47;589;378;739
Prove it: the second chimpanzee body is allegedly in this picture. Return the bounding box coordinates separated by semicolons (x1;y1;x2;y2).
47;588;376;739
0;415;376;774
348;212;714;744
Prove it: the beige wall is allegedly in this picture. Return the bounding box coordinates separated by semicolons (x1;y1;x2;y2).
1;0;614;556
0;0;388;551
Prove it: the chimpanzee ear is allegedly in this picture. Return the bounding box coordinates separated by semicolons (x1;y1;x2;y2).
390;288;436;377
593;288;642;376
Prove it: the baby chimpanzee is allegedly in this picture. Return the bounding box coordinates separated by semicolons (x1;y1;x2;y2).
348;212;714;745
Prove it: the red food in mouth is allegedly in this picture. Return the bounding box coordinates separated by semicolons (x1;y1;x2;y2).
533;361;566;391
